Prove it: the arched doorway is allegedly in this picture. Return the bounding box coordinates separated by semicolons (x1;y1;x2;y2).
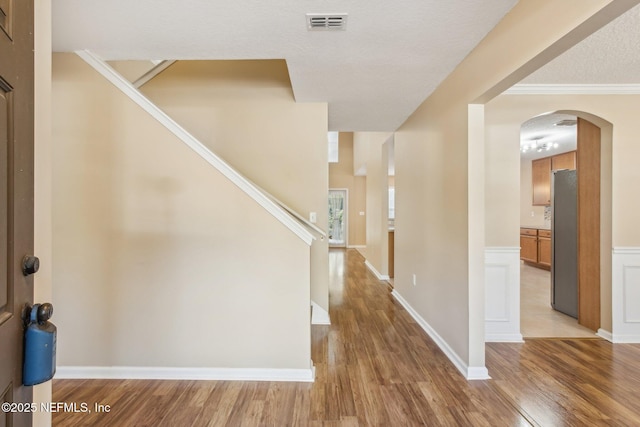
518;110;613;338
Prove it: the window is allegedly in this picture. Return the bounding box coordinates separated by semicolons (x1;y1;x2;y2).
328;132;339;163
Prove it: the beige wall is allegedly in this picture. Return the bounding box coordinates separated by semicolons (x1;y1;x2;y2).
354;132;391;275
486;95;637;247
328;132;366;247
393;0;629;372
34;1;52;426
485;117;527;245
485;93;640;334
485;120;549;241
395;101;473;363
52;54;312;370
141;60;330;311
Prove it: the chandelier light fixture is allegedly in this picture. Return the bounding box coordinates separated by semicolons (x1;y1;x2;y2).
521;136;559;153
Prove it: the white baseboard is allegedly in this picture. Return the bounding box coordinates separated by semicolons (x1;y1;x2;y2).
55;364;316;382
609;335;640;343
347;245;366;249
597;328;613;342
311;301;331;325
391;290;490;380
365;260;390;281
467;366;491;380
485;333;524;343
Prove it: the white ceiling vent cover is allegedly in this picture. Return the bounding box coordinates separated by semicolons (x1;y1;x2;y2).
306;13;348;31
554;119;577;127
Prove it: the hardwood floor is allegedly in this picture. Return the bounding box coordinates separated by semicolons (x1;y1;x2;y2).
53;249;640;426
487;339;640;426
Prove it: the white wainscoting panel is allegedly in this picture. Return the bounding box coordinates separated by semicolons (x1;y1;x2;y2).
612;248;640;342
485;247;523;342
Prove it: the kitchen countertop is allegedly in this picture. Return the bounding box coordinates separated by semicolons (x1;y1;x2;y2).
521;225;550;230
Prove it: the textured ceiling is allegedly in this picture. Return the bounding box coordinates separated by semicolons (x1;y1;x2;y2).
522;3;640;84
52;0;518;131
515;5;640;161
520;114;576;161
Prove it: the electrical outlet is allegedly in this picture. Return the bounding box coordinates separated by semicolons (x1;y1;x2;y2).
412;274;417;286
359;211;365;216
309;212;317;223
531;211;535;217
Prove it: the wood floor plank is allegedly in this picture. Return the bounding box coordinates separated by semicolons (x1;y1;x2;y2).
52;249;640;426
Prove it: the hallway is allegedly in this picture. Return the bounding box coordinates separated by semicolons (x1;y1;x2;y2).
52;249;640;426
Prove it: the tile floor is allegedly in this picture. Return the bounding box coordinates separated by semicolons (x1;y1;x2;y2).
520;262;596;338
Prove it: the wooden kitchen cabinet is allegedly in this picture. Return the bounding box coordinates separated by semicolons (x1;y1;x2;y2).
537;229;551;267
552;151;576;171
520;228;551;270
532;157;551;206
520;234;538;263
532;151;577;206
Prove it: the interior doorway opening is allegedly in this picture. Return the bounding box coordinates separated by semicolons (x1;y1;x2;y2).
329;189;348;248
518;110;612;338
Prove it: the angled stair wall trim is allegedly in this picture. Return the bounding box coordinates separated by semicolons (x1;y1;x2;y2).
76;50;314;246
133;60;177;88
249;178;327;240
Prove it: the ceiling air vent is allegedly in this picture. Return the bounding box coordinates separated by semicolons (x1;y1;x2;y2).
306;13;348;31
554;119;577;127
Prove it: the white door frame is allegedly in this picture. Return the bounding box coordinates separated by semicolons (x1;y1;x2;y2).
329;188;349;248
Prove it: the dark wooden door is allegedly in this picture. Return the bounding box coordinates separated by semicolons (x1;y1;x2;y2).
0;1;35;426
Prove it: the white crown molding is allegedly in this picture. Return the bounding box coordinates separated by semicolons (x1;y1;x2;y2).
391;290;490;380
504;84;640;95
76;50;315;246
56;365;315;382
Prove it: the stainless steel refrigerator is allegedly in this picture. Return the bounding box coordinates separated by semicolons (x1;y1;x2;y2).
551;169;578;318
